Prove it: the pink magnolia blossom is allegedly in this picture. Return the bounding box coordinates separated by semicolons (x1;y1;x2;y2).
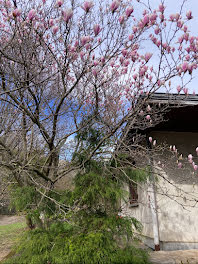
119;16;125;24
183;88;188;95
181;61;188;72
149;137;152;143
183;25;188;33
150;13;157;23
196;147;198;154
92;68;98;77
13;8;21;18
133;74;137;80
147;105;151;111
93;24;101;36
52;26;59;34
177;20;183;28
143;15;149;26
178;162;182;169
121;48;128;57
126;6;134;18
173;145;176;151
146;115;151;120
128;34;134;41
183;33;189;42
154;27;160;35
81;35;90;46
144;52;152;62
28;9;36;20
56;0;63;7
159;4;165;13
81;1;94;12
153;140;156;146
159;13;164;21
157;80;162;86
62;9;73;23
186;11;193;20
110;1;119;13
176;85;181;93
194;165;198;171
188;154;193;160
133;26;138;33
49;19;55;27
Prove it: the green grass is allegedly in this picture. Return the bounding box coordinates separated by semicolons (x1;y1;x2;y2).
0;221;26;244
0;220;26;263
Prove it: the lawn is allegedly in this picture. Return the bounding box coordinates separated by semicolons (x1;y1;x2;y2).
0;216;26;262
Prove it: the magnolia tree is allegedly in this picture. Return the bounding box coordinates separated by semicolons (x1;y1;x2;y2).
0;0;197;214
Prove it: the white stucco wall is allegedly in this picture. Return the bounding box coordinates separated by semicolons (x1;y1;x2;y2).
123;131;198;249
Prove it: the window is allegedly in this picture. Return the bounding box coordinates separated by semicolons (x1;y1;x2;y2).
129;181;138;207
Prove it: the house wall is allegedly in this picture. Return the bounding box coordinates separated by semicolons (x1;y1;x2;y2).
122;131;198;250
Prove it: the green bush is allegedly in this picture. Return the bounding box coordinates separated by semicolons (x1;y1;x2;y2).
3;222;149;264
5;126;150;264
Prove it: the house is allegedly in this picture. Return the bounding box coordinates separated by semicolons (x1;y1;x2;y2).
121;93;198;251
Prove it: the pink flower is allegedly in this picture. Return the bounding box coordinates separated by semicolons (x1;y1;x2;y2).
146;115;151;120
49;19;54;27
153;140;156;146
133;26;138;33
150;13;157;23
177;20;183;28
92;68;98;77
110;0;119;13
28;9;36;20
178;162;182;169
147;105;151;111
133;74;137;80
144;52;152;62
196;147;198;154
143;15;149;26
81;35;90;46
62;9;73;22
81;1;93;12
12;8;21;17
159;4;165;13
93;24;101;36
176;85;181;93
173;145;176;151
183;88;188;95
122;48;128;57
128;34;134;41
181;62;188;72
169;14;175;21
149;137;152;143
194;165;198;171
126;6;133;18
154;27;160;35
119;16;125;24
56;0;63;7
188;154;193;160
52;26;59;34
186;11;193;20
157;80;162;86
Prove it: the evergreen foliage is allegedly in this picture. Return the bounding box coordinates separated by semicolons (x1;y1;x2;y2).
3;125;150;264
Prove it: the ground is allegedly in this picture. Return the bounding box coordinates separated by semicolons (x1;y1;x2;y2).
0;215;198;263
150;250;198;264
0;215;25;262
